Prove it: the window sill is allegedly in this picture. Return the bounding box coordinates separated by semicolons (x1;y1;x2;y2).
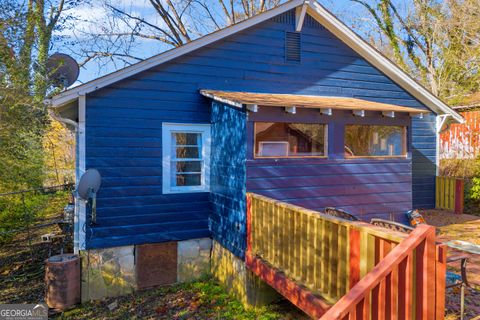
163;187;210;194
345;156;408;160
253;156;328;160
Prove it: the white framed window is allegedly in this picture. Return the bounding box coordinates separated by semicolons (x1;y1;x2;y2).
162;123;211;194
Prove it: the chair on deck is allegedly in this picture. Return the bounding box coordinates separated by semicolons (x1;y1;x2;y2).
370;218;470;320
370;218;414;233
323;207;359;221
446;254;470;320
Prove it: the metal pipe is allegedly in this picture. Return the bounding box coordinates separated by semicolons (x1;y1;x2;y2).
48;109;79;130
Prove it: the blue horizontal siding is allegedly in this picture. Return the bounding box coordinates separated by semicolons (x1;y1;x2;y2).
412;113;436;208
247;158;412;224
210;102;247;258
85;9;436;249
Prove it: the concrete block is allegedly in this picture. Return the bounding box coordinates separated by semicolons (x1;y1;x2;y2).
80;246;135;302
177;238;212;282
210;240;280;308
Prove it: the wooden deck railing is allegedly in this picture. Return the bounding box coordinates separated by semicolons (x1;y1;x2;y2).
436;176;464;214
322;225;447;319
246;193;447;319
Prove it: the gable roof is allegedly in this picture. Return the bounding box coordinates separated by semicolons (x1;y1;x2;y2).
49;0;463;123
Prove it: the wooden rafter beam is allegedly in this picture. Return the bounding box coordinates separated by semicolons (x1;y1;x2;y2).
246;104;258;112
295;3;308;32
285;106;297;114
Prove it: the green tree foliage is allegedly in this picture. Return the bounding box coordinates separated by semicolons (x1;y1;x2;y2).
0;0;72;191
351;0;480;103
0;89;45;191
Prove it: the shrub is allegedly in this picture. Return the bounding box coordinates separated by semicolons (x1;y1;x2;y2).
440;158;480;215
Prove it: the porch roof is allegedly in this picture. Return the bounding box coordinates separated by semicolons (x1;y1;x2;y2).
200;90;426;114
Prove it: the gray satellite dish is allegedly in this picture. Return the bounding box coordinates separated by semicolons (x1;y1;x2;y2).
46;53;79;88
77;169;101;200
77;169;101;225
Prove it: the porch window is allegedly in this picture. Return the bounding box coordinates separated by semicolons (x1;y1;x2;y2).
344;125;407;158
162;123;211;194
254;122;327;158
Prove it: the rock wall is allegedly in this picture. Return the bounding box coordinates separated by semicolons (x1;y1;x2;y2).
177;238;212;282
80;246;136;302
80;238;212;301
210;240;280;307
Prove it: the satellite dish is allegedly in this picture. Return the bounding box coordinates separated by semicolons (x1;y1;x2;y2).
77;169;101;225
77;169;101;200
46;53;79;88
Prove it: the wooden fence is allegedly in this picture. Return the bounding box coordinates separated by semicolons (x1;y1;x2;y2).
436;176;464;214
246;193;446;319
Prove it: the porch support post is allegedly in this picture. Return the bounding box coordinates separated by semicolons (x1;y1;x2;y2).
435;114;450;175
75;94;87;253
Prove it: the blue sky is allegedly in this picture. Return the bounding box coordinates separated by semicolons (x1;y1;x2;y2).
58;0;383;86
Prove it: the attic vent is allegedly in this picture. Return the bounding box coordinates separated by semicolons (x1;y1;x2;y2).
285;32;301;62
271;11;295;25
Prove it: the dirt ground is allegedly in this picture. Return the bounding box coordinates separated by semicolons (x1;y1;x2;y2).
53;278;308;320
423;210;480;319
2;205;479;319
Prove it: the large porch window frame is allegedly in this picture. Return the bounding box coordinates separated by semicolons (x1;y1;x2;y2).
253;122;328;159
344;124;408;159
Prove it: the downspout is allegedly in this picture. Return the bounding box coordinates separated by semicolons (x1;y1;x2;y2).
435;114;450;176
48;109;79;130
45;100;82;253
45;98;79;130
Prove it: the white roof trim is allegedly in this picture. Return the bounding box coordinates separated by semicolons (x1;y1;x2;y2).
49;0;462;123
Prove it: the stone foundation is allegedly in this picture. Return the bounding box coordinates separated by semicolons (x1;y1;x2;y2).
210;240;280;307
80;245;136;302
80;238;212;302
80;238;275;307
177;238;212;282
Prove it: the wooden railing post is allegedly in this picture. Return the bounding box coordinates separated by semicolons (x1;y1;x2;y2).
455;179;464;214
349;228;361;289
415;226;436;320
246;193;252;254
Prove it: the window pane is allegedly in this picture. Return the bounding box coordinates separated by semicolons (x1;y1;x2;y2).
176;174;201;186
344;125;406;157
176;146;200;159
176;161;201;173
174;133;199;146
254;122;326;158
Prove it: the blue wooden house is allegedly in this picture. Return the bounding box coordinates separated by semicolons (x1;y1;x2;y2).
50;0;461;305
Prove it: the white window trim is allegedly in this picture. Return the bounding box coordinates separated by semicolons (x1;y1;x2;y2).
162;123;211;194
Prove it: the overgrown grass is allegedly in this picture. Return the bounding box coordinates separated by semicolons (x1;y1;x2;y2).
55;277;306;320
0;189;70;243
